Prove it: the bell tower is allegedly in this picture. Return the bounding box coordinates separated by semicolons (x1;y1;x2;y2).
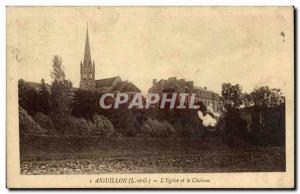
80;24;96;90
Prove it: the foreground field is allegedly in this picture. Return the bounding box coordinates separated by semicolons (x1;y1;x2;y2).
20;135;285;174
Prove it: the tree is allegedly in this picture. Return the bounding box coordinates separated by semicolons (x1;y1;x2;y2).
38;78;50;115
248;86;285;131
247;86;285;145
221;83;245;144
49;55;73;134
249;86;285;108
221;83;243;111
50;56;65;83
18;79;40;115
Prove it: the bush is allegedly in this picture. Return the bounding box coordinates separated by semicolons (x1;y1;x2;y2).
145;107;201;138
90;114;114;137
63;114;114;137
33;112;57;135
50;113;73;135
19;107;46;135
71;90;99;119
141;119;175;138
69;117;91;136
102;109;137;137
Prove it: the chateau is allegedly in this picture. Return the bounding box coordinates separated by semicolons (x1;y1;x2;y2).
79;26;140;94
148;77;221;112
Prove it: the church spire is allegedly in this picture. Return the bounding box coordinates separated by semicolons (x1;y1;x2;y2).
83;23;92;65
80;23;96;91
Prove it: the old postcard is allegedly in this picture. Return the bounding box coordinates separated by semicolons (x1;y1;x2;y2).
6;6;294;188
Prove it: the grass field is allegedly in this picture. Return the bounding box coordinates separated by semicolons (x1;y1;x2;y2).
20;135;285;174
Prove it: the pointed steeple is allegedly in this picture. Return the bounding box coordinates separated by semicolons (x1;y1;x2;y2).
80;23;96;91
83;23;92;66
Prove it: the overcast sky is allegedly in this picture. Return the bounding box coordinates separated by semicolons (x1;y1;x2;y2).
7;7;293;95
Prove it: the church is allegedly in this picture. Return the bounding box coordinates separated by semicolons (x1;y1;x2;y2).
79;25;141;94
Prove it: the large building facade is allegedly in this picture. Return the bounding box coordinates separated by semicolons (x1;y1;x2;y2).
79;25;140;94
148;77;221;112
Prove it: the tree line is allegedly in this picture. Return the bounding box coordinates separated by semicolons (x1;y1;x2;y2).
18;55;286;146
221;83;285;146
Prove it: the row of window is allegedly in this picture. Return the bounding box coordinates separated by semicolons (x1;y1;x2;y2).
195;90;218;99
82;73;93;79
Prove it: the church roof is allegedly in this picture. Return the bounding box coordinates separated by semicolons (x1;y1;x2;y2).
112;81;141;92
95;76;120;88
95;76;141;93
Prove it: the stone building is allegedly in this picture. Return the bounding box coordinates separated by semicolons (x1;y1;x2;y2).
79;25;140;94
148;77;221;112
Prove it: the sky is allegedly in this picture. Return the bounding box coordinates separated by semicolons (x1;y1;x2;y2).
7;7;293;95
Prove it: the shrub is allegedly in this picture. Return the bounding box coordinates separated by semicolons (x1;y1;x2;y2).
50;113;73;135
33;112;57;135
102;109;137;136
145;108;200;137
141;119;175;138
69;117;91;136
90;114;114;137
19;107;46;135
71;89;99;119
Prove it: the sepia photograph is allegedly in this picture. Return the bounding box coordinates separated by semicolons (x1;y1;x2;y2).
6;6;294;188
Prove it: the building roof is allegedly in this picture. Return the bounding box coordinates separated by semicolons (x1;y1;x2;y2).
95;76;120;88
112;81;141;92
95;76;141;92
